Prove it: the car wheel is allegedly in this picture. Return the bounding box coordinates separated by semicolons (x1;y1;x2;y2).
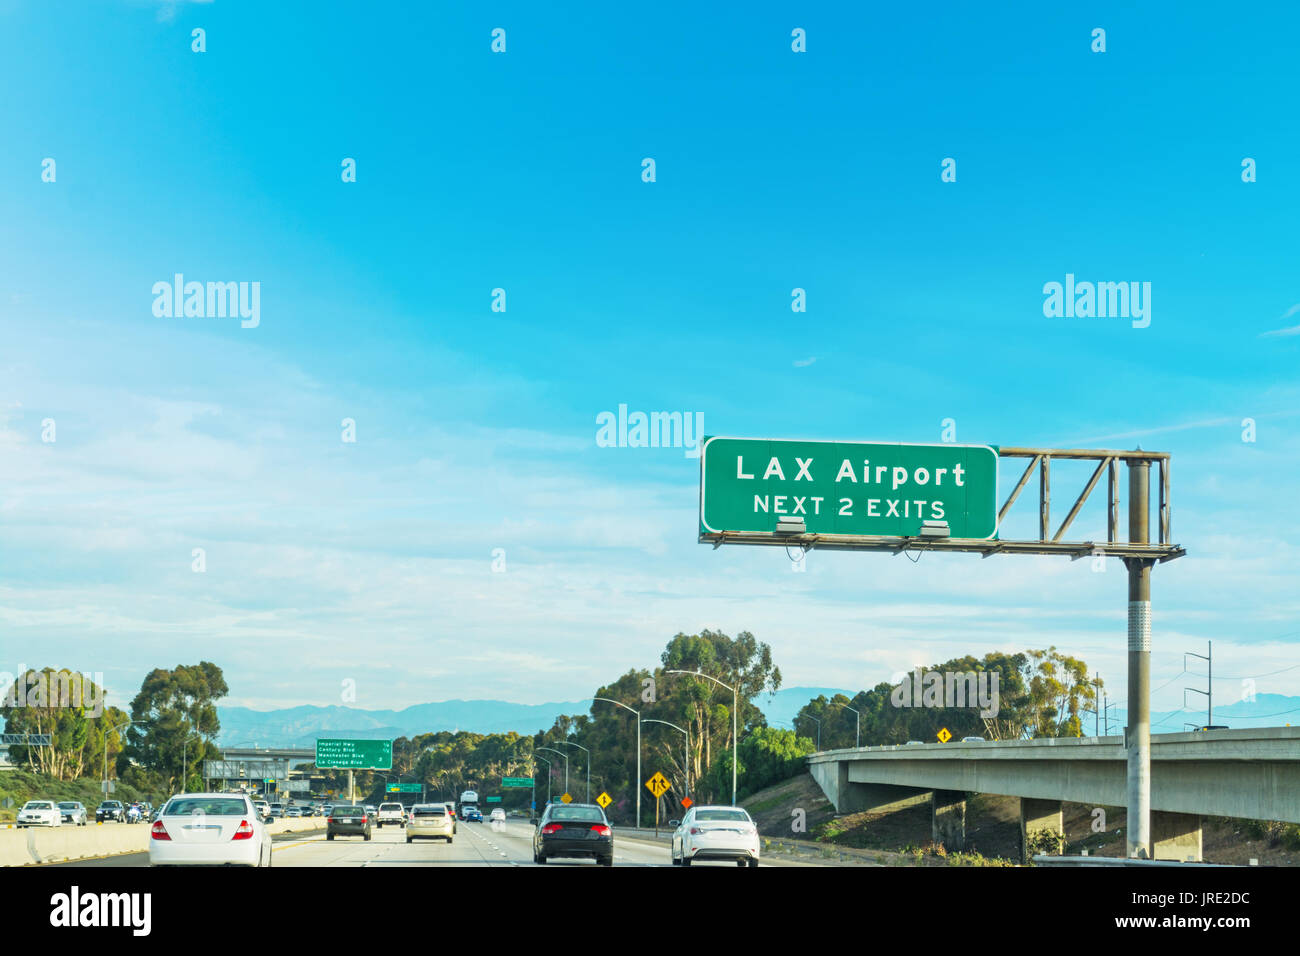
447;836;453;843
600;856;613;867
736;860;746;867
327;834;334;841
536;853;547;864
681;856;691;867
747;858;759;868
364;833;371;841
406;836;412;843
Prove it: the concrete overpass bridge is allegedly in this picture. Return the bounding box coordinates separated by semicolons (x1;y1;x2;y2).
807;727;1300;862
204;746;319;793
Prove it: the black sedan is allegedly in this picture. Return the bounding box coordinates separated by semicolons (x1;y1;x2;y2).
327;805;373;841
532;803;613;866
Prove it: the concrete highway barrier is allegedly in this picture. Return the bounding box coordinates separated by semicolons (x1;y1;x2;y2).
0;816;324;866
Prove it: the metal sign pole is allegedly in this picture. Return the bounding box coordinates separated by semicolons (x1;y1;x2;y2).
1125;460;1153;859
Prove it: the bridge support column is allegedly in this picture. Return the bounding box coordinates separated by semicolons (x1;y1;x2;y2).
1152;811;1202;862
1020;798;1063;862
931;790;966;851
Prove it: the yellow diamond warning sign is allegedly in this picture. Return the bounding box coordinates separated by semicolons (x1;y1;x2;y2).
645;772;671;799
596;791;612;809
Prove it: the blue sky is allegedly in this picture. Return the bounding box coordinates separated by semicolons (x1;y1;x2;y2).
1;1;1298;724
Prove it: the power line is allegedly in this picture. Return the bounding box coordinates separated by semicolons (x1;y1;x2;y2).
1202;663;1300;681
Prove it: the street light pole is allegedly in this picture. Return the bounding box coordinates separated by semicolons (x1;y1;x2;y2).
561;741;591;803
532;754;552;807
832;701;860;749
593;697;642;826
182;731;204;794
666;670;739;806
103;718;138;799
536;747;569;796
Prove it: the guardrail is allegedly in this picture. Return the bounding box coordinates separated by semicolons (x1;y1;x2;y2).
1031;855;1235;867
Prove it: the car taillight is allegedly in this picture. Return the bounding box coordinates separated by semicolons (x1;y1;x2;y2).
590;824;611;836
150;821;170;841
690;827;702;835
232;820;254;840
541;823;563;835
327;817;334;823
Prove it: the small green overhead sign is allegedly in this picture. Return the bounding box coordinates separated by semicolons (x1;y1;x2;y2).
501;776;533;788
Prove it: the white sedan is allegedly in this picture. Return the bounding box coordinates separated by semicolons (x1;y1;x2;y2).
17;800;62;827
149;793;273;867
671;805;760;867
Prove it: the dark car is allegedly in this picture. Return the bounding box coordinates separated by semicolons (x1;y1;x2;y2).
327;804;372;841
96;800;125;822
532;803;613;866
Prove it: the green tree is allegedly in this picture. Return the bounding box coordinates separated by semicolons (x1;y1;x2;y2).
659;629;781;798
1;669;123;780
705;726;814;800
123;662;227;792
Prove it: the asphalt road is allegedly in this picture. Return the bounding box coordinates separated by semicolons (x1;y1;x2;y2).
42;819;818;867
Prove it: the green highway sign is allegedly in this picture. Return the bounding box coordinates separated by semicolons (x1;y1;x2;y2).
386;783;421;793
486;796;502;802
501;776;533;788
314;738;393;770
700;437;998;539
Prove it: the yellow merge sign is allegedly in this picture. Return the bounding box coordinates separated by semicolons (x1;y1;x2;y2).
937;728;952;743
645;772;671;799
560;793;572;804
596;791;612;809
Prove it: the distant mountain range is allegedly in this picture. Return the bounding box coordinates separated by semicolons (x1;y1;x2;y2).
215;686;851;749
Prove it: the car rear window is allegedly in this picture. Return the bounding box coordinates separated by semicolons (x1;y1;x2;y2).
166;798;251;816
413;807;446;817
380;803;404;811
695;809;751;822
332;806;364;814
548;806;605;823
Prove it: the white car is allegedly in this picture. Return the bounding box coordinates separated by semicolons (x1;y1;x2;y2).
58;802;88;826
149;793;273;867
406;804;455;842
17;800;62;828
377;802;407;828
489;807;506;822
671;806;759;867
